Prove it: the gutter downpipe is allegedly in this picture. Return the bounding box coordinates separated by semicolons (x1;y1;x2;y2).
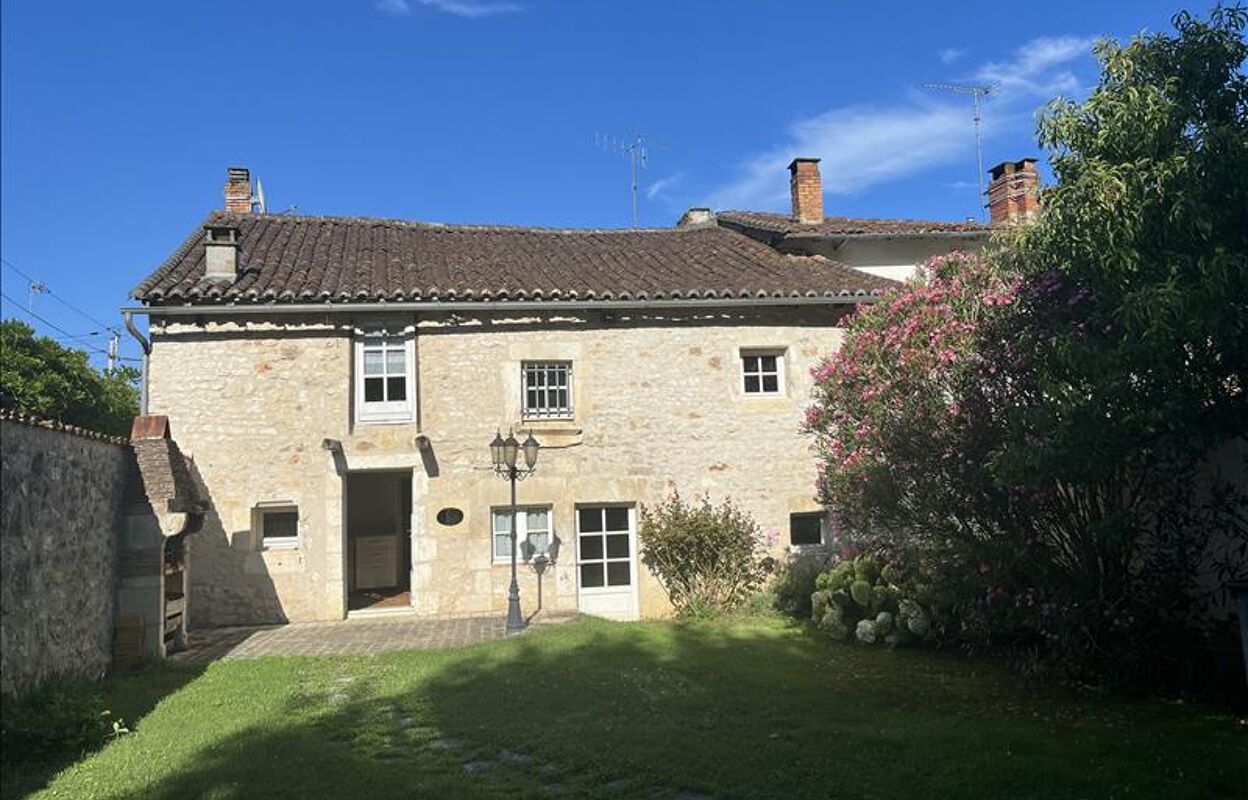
122;310;152;414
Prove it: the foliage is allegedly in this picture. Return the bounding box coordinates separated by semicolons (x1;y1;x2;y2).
810;553;944;646
0;319;139;436
0;680;127;767
806;7;1248;692
638;492;775;616
768;550;835;619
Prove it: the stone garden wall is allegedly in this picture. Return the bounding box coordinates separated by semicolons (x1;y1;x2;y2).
0;414;132;697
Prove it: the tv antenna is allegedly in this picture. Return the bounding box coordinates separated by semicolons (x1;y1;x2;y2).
923;81;999;219
27;280;48;314
596;132;650;228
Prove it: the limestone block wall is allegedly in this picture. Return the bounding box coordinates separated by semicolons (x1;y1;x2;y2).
0;418;130;696
147;306;848;625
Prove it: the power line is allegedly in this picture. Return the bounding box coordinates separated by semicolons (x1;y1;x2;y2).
1;257;119;332
0;291;112;356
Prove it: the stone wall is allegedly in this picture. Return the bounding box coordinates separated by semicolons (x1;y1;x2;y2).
0;417;131;696
147;306;850;625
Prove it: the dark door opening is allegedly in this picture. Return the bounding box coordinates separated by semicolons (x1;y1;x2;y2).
345;470;413;612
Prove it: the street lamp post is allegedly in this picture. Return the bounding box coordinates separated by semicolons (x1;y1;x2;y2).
490;429;540;634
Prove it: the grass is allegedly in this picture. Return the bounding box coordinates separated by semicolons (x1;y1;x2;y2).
3;615;1245;799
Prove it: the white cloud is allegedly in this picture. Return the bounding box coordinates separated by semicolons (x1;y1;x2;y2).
975;35;1096;96
705;102;968;211
376;0;522;18
702;34;1096;212
939;47;966;65
376;0;412;16
646;171;686;201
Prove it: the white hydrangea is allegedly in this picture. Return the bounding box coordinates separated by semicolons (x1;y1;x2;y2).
855;619;877;644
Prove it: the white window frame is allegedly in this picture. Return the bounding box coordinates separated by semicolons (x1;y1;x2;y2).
491;505;554;563
740;348;786;396
256;503;300;550
575;505;636;594
521;360;574;420
788;511;828;552
355;330;416;424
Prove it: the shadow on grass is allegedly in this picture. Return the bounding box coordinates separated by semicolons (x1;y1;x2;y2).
0;663;204;800
26;617;1248;800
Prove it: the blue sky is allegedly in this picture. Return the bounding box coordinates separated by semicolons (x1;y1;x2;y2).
2;0;1186;365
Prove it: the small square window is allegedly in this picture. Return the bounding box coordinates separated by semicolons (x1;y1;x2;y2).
492;506;553;561
741;349;785;396
522;361;573;419
789;512;825;548
259;507;299;548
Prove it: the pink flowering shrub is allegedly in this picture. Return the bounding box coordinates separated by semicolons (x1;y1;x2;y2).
806;252;1018;539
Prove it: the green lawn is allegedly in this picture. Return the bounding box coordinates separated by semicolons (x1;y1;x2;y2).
4;615;1246;799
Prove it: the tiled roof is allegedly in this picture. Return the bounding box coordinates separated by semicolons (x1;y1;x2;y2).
0;407;129;445
132;212;896;306
716;211;989;238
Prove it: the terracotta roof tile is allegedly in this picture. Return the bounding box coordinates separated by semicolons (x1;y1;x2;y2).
132;212;895;305
717;210;989;237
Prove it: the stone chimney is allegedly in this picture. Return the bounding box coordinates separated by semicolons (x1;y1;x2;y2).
203;223;239;281
789;158;824;224
224;167;254;214
987;158;1041;226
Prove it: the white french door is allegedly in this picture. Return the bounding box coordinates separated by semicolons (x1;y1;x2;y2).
575;505;639;620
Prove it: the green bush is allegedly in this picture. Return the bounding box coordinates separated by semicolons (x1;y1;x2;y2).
768;551;833;618
639;492;774;616
810;553;939;647
0;680;128;765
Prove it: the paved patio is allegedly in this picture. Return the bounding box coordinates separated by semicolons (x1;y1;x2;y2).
172;612;576;665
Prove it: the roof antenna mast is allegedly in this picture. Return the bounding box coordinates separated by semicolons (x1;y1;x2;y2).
923;81;999;220
595;132;650;228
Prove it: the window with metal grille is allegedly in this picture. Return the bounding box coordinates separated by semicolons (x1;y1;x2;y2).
522;361;573;419
741;350;785;395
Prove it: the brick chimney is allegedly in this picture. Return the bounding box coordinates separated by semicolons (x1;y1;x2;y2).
986;158;1041;226
224;167;254;214
789;158;824;224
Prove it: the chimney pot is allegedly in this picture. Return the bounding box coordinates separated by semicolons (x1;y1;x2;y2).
678;207;715;227
224;166;254;214
788;158;823;224
987;158;1040;226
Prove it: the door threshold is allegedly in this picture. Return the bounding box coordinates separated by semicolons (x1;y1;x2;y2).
346;605;417;620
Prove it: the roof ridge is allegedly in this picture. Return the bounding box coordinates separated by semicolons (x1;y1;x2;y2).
206;210;710;236
718;210;988;228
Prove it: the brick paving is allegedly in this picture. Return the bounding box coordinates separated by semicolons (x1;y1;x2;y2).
172;612;576;665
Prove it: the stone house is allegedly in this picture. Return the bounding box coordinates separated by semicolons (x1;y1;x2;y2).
124;158;1033;626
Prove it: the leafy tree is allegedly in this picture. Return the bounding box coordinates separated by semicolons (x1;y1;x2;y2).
0;319;139;436
808;7;1248;691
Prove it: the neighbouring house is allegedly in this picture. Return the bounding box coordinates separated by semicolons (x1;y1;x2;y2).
685;157;1040;282
125;159;1035;626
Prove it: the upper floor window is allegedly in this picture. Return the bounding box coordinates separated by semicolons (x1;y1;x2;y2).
741;349;785;396
356;332;415;424
522;361;573;419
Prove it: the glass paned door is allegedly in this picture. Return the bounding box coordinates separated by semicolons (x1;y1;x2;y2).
575;505;638;620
